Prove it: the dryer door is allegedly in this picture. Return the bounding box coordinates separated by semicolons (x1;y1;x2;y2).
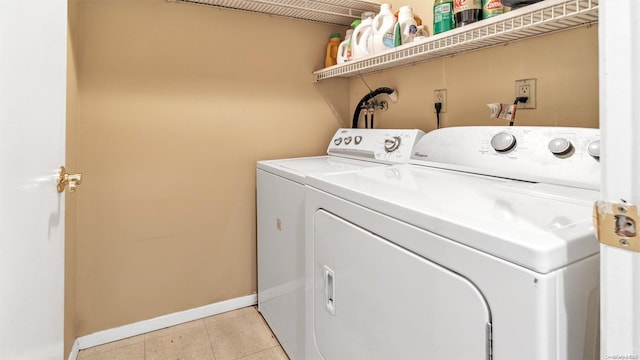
313;210;491;360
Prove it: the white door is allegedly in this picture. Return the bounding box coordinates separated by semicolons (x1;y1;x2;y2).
599;0;640;356
0;1;67;358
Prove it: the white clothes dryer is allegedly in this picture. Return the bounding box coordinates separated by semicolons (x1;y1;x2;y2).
304;126;601;360
256;128;425;360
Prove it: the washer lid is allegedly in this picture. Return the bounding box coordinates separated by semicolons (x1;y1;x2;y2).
257;156;383;184
306;164;600;274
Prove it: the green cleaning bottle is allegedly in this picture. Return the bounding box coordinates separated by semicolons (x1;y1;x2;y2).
433;0;455;34
346;19;361;60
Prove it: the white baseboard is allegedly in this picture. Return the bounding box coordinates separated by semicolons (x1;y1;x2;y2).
66;339;79;360
67;294;257;359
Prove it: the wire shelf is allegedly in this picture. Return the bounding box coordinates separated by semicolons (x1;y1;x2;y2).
170;0;381;26
313;0;598;82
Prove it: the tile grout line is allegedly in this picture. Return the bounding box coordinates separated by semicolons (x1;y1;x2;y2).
235;345;287;360
202;317;217;360
239;307;286;360
254;307;282;348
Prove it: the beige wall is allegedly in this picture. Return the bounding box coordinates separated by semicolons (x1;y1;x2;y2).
348;5;598;130
70;0;347;337
65;0;80;356
66;0;599;347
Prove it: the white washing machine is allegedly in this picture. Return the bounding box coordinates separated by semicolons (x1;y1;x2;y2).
256;128;425;360
304;126;601;360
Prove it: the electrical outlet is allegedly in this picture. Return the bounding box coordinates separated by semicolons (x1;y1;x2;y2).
433;89;447;113
514;79;537;109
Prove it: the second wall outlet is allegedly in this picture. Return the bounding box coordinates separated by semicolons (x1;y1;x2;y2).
515;79;537;109
433;89;447;113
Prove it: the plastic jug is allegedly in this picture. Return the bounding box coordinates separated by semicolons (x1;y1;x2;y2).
393;6;418;46
351;12;374;59
337;29;353;64
371;4;396;54
325;33;341;68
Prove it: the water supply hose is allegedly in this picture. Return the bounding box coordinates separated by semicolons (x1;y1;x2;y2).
351;87;398;128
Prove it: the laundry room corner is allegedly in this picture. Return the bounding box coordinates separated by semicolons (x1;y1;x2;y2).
66;0;348;341
4;0;638;358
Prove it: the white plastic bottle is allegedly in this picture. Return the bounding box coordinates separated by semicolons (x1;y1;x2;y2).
394;6;418;46
337;29;353;64
371;3;396;54
351;12;375;59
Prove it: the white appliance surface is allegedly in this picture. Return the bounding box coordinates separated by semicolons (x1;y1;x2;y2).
257;156;383;184
257;128;424;360
313;209;491;360
305;126;601;360
410;126;600;190
306;164;599;274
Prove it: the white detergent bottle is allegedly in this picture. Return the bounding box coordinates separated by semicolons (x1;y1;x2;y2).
395;6;418;46
351;12;375;59
371;3;395;54
337;29;353;64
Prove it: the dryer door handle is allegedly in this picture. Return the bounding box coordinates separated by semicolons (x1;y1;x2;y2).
324;266;336;316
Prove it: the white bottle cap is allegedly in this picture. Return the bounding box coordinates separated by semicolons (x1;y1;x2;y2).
361;11;375;20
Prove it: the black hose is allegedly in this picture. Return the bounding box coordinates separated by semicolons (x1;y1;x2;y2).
351;87;395;128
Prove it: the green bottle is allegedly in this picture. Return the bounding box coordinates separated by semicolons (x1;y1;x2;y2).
482;0;504;19
433;0;455;35
393;21;402;47
346;19;360;60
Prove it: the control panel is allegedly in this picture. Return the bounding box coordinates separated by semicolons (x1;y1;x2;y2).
327;128;426;164
411;126;600;190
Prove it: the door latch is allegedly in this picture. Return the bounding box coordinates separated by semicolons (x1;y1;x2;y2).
57;166;83;193
593;200;640;252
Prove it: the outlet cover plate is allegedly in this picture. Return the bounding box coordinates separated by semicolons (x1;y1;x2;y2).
515;79;536;109
433;89;447;113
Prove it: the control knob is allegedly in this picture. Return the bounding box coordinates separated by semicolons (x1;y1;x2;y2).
333;137;342;146
384;136;401;152
548;138;573;155
587;140;600;159
344;136;352;145
354;136;362;145
490;132;517;152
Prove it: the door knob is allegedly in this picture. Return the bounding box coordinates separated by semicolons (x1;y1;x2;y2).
57;166;83;193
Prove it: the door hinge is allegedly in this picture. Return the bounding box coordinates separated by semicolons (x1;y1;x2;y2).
593;200;640;252
486;322;493;360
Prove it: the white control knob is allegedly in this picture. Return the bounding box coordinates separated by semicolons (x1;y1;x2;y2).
490;132;517;152
333;137;342;145
344;136;352;145
587;140;600;159
384;136;401;152
354;136;362;145
548;138;573;155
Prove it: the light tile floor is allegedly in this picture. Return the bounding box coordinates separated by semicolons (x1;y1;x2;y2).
77;306;289;360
